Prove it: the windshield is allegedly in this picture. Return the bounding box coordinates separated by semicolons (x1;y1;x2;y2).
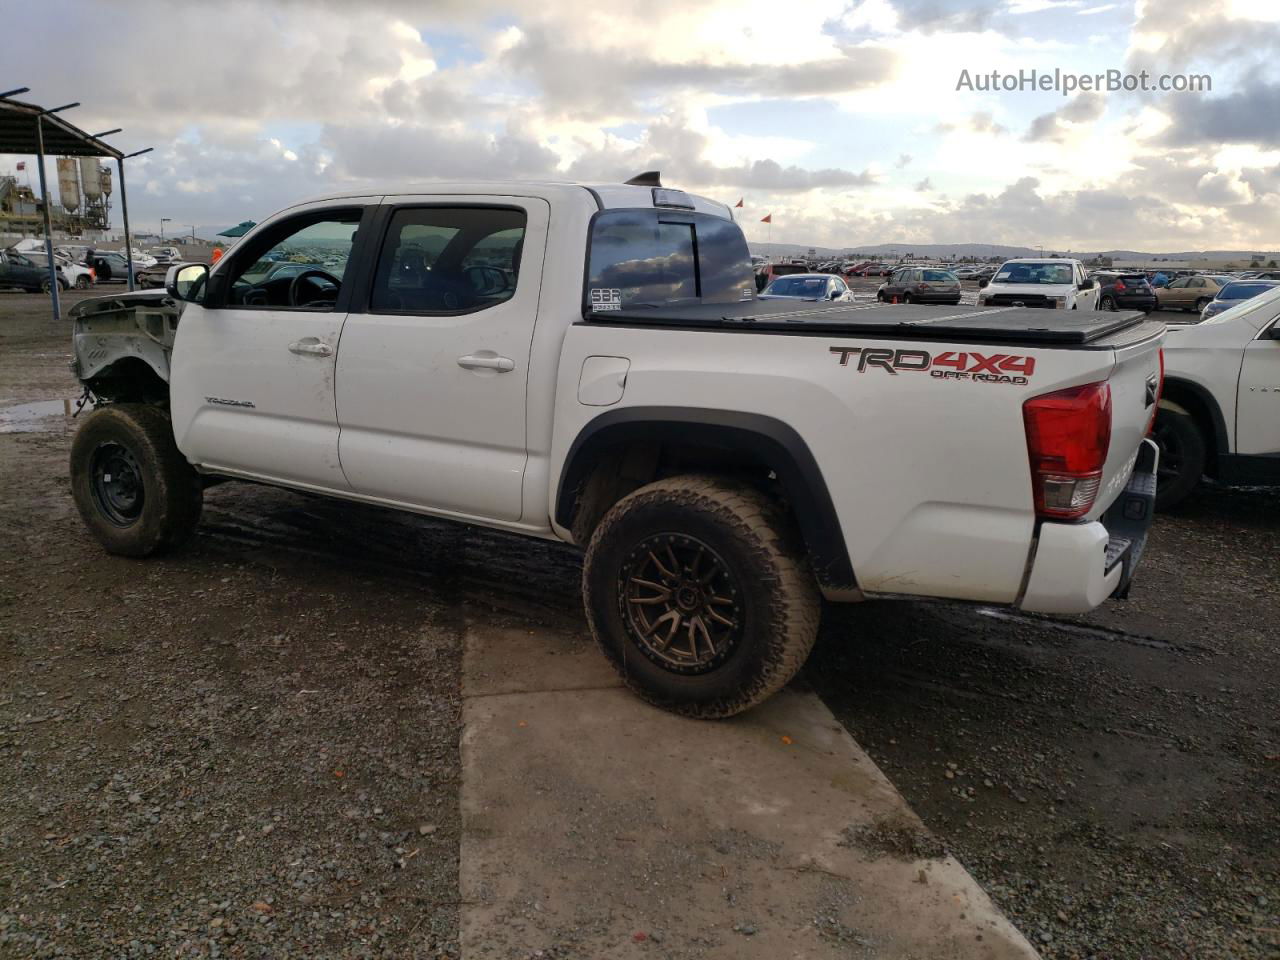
764;276;828;297
992;262;1074;285
1218;281;1280;300
585;209;754;311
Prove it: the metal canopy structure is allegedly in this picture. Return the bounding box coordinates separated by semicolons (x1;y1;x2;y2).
0;96;123;160
1;87;144;319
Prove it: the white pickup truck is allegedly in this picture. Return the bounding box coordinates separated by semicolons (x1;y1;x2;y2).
1154;287;1280;508
67;177;1164;717
978;258;1101;311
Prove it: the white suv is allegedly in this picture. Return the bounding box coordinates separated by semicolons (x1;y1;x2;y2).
978;258;1100;311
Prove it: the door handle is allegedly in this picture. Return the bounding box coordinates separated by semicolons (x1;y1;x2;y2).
458;354;515;372
289;338;333;357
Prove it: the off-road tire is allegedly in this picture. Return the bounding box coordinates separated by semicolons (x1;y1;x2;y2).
1152;407;1206;511
70;403;203;556
582;475;821;718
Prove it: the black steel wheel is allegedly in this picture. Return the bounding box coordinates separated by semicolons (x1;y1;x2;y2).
1152;407;1206;511
71;404;203;556
89;441;146;526
583;475;820;718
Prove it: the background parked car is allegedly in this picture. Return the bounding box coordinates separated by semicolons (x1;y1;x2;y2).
758;273;853;301
1199;279;1280;321
1095;271;1156;313
149;246;183;264
0;249;65;292
89;252;145;284
877;267;962;304
1155;275;1231;312
25;252;95;290
754;261;809;292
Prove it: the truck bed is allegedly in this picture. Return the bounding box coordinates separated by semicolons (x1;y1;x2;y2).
586;300;1154;348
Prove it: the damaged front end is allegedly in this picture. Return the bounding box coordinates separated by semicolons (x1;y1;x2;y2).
70;290;182;404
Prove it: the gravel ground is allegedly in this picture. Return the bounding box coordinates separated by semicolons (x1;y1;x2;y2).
0;290;570;960
2;288;1277;959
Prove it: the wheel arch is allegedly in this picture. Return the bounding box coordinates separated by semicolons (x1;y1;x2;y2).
556;407;858;594
1159;376;1228;475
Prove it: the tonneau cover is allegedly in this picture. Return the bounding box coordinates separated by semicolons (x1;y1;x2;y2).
586;299;1148;346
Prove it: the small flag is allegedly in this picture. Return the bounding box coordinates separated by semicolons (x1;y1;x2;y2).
761;214;772;224
734;198;743;208
16;161;25;171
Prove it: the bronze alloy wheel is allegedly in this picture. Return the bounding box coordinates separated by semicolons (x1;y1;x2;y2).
619;533;743;675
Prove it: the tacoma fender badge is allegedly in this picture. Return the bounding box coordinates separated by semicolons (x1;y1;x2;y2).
205;396;255;408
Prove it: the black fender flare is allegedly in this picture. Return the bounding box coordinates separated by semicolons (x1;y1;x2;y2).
555;407;857;593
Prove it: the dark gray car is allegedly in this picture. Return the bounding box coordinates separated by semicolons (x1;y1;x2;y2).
1199;279;1280;320
0;249;60;292
877;267;961;305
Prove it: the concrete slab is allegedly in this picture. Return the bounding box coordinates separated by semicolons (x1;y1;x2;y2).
460;623;1040;959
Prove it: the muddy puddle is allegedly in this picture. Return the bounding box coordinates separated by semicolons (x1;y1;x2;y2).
0;398;84;433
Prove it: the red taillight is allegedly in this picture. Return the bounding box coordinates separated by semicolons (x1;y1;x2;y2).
1023;381;1112;520
1114;279;1126;292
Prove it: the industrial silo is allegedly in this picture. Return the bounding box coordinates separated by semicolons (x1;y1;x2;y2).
80;157;103;199
57;158;81;212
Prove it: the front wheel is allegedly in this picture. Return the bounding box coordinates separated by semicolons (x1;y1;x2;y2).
70;404;203;556
75;275;90;290
1152;407;1206;511
1194;297;1210;313
582;475;821;718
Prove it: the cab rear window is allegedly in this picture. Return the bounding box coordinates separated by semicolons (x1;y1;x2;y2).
585;209;754;313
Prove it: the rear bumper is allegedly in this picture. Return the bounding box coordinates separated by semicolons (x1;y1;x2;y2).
1113;294;1156;311
1019;439;1158;614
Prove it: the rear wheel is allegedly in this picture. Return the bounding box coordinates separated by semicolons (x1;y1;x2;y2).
70;404;203;556
1152;407;1206;511
1100;295;1116;311
582;475;820;718
901;292;914;304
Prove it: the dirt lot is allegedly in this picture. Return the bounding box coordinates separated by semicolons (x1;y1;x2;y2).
2;289;1277;959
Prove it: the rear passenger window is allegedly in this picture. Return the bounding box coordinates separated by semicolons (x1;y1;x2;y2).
371;207;526;314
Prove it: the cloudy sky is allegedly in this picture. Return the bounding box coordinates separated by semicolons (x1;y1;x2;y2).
6;0;1279;251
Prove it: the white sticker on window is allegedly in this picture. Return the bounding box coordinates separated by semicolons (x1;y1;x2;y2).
590;287;623;311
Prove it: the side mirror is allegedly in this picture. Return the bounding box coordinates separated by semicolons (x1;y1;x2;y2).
978;278;989;288
167;262;208;303
829;288;842;300
1079;279;1096;290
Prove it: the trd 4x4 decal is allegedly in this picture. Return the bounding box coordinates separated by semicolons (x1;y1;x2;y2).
829;346;1035;384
